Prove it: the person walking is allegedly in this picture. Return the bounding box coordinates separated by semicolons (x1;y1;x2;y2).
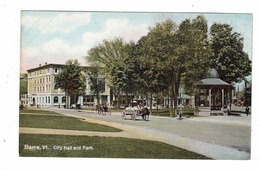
245;106;250;116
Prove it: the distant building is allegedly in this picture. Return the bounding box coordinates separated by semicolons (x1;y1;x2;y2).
27;63;111;108
20;73;28;107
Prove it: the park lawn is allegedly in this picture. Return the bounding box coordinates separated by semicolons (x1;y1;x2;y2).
19;114;122;132
19;109;61;115
153;108;195;117
19;134;210;159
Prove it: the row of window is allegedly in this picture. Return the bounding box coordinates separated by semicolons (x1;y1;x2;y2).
34;76;51;85
29;67;61;77
29;69;49;77
31;96;66;104
33;85;51;93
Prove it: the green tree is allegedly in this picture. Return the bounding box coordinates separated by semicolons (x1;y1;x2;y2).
55;59;86;108
136;30;173;114
137;16;211;116
87;66;105;105
20;73;28;95
209;23;252;84
87;38;135;108
177;16;212;96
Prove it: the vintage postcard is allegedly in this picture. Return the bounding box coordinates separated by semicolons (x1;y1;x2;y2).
19;11;252;161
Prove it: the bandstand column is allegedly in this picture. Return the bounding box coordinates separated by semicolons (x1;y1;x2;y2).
222;88;224;111
209;89;212;111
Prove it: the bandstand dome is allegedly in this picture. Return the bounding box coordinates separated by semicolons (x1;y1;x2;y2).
206;68;219;78
199;68;230;87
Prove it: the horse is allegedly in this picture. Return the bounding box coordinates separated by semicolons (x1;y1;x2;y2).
96;105;104;114
139;107;150;121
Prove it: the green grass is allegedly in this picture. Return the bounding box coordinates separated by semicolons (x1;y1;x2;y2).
153;108;195;117
19;134;210;159
19;114;122;132
19;109;60;115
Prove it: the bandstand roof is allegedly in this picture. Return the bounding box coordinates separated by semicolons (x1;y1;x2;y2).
199;78;230;86
197;69;230;87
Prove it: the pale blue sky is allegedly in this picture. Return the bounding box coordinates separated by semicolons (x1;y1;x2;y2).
21;11;252;73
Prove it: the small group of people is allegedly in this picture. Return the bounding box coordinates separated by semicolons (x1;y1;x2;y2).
96;104;109;114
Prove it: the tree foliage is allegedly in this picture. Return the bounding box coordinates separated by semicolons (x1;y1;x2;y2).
176;16;212;95
87;66;103;105
20;73;28;95
85;15;252;112
87;38;137;107
210;23;251;83
55;59;86;107
135;20;177;113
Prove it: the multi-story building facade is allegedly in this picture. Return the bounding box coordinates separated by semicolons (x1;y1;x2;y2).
27;63;111;108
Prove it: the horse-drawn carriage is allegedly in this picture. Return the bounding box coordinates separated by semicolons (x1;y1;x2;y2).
96;104;111;115
122;106;150;121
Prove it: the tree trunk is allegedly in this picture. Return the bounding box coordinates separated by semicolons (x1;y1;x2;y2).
117;90;121;109
142;93;145;107
156;92;159;115
173;73;181;116
146;93;149;107
65;92;69;109
96;93;100;105
169;85;174;117
149;93;153;115
126;92;128;107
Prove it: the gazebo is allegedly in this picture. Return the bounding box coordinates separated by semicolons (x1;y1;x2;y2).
195;69;231;116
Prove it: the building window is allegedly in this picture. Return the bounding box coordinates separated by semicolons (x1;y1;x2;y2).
99;78;105;93
62;96;66;103
48;96;50;103
42;86;45;92
34;80;36;84
54;96;59;103
46;77;48;83
55;68;58;73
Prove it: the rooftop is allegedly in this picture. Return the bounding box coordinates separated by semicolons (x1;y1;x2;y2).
198;68;230;87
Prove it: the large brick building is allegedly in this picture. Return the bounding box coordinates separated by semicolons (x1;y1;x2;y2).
27;63;111;108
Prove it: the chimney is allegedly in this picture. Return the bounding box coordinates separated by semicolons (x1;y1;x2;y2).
39;64;41;67
45;62;48;65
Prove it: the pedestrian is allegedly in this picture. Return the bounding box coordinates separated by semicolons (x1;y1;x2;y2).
245;106;250;116
178;106;182;119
